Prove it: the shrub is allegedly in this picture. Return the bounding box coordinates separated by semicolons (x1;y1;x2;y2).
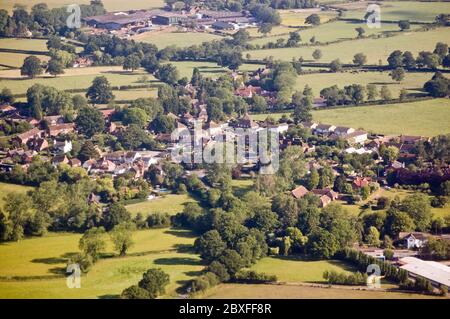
146;212;171;228
234;270;277;283
323;270;367;285
383;249;394;260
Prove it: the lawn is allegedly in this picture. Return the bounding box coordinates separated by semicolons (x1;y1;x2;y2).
134;31;224;48
203;283;442;299
0;227;201;298
125;194;197;217
0;0;164;13
249;256;354;283
312;98;450;137
0;38;48;52
340;1;450;23
249;20;422;46
245;27;450;64
0;182;34;210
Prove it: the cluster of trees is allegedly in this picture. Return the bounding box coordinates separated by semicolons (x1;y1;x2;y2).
323;270;368;285
320;83;394;106
387;43;450;70
423;72;450;97
420;237;450;260
121;268;170;299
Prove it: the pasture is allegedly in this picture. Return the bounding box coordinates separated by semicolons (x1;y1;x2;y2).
0;38;48;52
0;51;49;68
279;9;338;27
125;194;196;216
245;27;450;64
0;228;201;298
203;283;442;299
134;31;224;49
0;182;34;210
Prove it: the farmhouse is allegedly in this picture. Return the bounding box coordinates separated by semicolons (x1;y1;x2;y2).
399;257;450;289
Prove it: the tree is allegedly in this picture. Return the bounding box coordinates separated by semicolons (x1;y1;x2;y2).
138;268;170;299
305;14;320;25
0;88;14;104
355;27;365;38
387;50;403;69
380;85;392;100
86;76;114;104
287;31;301;47
353;53;367;66
47;59;64;77
150;114;175;134
194;230;227;263
366;84;378;100
423;72;450;97
402;51;416;69
103;203;131;231
384;208;415;238
307;229;339;259
79;227;106;262
329;59;342;72
123;54;141;72
120;285;150;299
366;226;381;247
292;91;312;123
3;193;32;241
218;249;244;277
382;145;399;164
286;227;308;252
156;64;179;85
110;222;135;256
76;106;105;138
390;67;405;82
434;42;449;59
122;107;149;127
21;56;43;78
398;20;410;31
401;194;432;232
79;140;100;161
307;168;320;190
312;49;322;61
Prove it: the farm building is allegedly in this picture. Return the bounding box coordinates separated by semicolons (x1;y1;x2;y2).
83;10;163;30
399;257;450;289
212;21;235;30
153;12;190;25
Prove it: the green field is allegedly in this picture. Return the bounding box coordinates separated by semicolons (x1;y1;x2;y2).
249;20;422;46
0;182;34;210
0;0;164;13
170;61;263;79
246;27;450;64
249;256;354;283
112;88;158;100
0;51;49;68
203;283;442;299
312;98;450;136
0;228;201;298
279;9;338;27
0;38;48;52
125;194;197;217
135;31;225;49
341;1;450;23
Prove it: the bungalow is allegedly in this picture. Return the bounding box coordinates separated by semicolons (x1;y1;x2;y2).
291;185;309;199
27;137;49;152
235;85;262;98
318;195;332;207
48;123;75;137
43;115;64;126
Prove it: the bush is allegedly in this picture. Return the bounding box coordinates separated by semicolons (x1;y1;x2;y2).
69;253;93;273
189;272;219;293
383;249;394;260
146;212;171;228
207;261;230;282
120;285;150;299
234;270;277;283
323;270;367;285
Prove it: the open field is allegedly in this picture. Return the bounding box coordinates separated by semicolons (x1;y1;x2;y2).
0;0;165;13
125;194;196;216
246;27;450;64
0;227;200;298
112;88;158;100
169;61;263;79
312;98;450;137
339;1;450;23
246;25;298;37
279;9;338;27
0;51;49;68
0;38;48;52
135;31;224;48
203;283;442;299
0;182;34;210
249;20;422;46
295;71;439;98
249;256;353;283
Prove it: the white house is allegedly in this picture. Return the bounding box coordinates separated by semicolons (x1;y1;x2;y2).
54;140;72;154
399;232;429;249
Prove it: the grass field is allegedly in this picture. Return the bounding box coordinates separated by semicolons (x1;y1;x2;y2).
312;98;450;136
0;227;201;298
246;27;450;64
0;38;48;52
125;194;197;217
203;283;442;299
340;1;450;23
249;256;354;283
0;182;34;210
112;88;158;100
249;20;422;46
279;9;338;27
0;51;49;68
135;31;224;48
0;0;164;13
169;61;263;79
295;71;438;98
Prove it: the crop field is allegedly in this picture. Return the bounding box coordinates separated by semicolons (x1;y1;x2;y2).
125;194;197;217
0;228;200;298
249;20;422;46
203;283;442;299
339;1;450;23
279;9;338;27
0;0;165;13
0;182;34;210
135;31;224;49
294;71;439;97
245;27;450;64
249;256;354;283
312;98;450;137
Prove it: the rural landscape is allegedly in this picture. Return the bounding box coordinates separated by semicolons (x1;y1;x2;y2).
0;0;449;301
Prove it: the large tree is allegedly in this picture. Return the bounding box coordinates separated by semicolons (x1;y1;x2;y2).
79;227;106;262
110;222;134;256
138;268;170;299
86;76;114;104
76;106;105;138
21;55;43;78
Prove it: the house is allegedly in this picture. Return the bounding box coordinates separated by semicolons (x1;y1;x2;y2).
43;115;64;126
318;195;332;207
48;123;75;137
27;137;49;152
232;114;259;129
153;12;188;25
312;188;339;201
352;176;371;189
344;130;368;145
399;257;450;289
266;123;289;134
211;21;234;30
0;104;17;115
52;155;69;166
69;158;81;167
398;232;429;249
54;140;72;154
291;185;309;199
73;57;93;68
82;159;97;171
100;109;116;120
13;127;42;145
314;124;336;135
301;122;318;130
92;159;116;173
333;126;355;136
235;85;262;98
205;121;223;136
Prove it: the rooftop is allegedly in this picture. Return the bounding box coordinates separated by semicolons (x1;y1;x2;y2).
399;257;450;288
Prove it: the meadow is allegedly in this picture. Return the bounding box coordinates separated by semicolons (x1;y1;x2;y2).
0;227;201;298
125;194;197;217
203;283;442;299
245;27;450;64
279;9;338;27
0;38;48;52
0;51;49;68
0;182;34;210
134;31;225;49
